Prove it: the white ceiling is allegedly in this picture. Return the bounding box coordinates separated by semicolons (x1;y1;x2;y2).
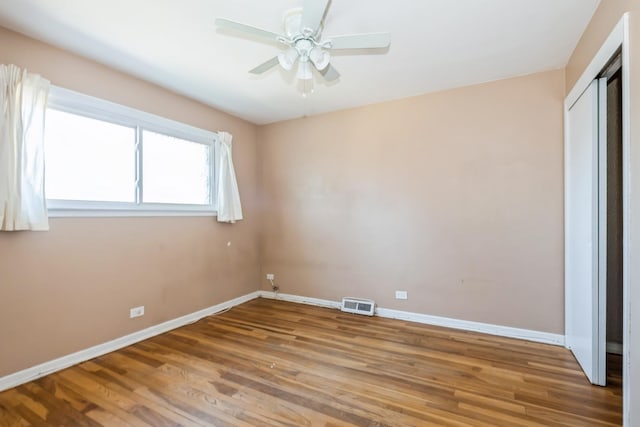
0;0;599;125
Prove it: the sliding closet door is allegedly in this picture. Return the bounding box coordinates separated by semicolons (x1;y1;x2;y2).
565;79;606;386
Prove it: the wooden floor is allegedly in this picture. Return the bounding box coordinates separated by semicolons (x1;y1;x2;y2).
0;298;622;426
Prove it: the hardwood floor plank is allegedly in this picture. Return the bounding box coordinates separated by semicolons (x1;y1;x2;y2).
131;343;355;427
53;369;155;426
1;388;49;421
10;404;49;427
143;337;367;426
0;298;623;426
0;400;30;427
78;364;205;427
156;330;457;424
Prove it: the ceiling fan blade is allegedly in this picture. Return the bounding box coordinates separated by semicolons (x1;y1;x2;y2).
301;0;329;35
216;18;286;44
249;57;280;74
319;64;340;82
327;33;391;50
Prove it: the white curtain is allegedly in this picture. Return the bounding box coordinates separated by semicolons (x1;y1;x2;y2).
215;131;243;223
0;64;50;231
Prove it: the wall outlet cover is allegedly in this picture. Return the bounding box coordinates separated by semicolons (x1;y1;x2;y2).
130;306;145;318
266;273;275;280
395;291;408;300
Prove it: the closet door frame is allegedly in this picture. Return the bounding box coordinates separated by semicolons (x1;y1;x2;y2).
564;13;630;425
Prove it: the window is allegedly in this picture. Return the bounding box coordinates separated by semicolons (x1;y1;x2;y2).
141;130;211;205
46;110;137;203
44;87;217;216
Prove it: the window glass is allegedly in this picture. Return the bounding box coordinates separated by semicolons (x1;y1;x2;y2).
142;130;211;205
45;109;136;203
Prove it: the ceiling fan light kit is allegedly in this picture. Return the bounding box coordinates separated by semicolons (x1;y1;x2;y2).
309;48;330;70
297;59;313;80
277;48;298;71
215;0;390;94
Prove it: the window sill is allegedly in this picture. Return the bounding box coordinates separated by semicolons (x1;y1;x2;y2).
48;209;217;218
46;201;217;218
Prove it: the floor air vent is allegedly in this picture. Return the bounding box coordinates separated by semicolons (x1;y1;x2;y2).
341;297;375;316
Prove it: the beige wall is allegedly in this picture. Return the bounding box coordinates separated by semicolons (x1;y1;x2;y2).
0;27;260;376
258;70;565;334
565;1;640;424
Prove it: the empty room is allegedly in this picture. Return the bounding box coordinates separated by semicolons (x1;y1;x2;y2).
0;0;638;426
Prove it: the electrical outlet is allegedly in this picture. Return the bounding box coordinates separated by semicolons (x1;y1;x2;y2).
130;306;145;318
395;291;408;300
266;273;275;280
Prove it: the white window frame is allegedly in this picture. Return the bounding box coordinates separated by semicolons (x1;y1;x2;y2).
46;86;218;217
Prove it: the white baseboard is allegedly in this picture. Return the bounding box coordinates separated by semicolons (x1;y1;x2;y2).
0;291;261;392
607;341;623;355
376;307;565;346
258;291;341;309
1;289;566;392
258;291;564;346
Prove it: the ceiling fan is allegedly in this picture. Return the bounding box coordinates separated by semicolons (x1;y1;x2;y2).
215;0;390;89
